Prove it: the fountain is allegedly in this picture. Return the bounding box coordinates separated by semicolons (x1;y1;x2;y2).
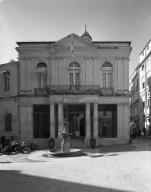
48;123;83;157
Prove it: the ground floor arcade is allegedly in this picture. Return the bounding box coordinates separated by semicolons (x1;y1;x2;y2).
18;95;129;147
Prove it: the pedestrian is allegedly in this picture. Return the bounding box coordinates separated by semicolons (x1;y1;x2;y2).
138;129;141;137
129;121;137;143
143;127;146;137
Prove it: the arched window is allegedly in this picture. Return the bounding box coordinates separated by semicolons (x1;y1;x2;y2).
5;113;12;131
4;71;10;91
37;62;47;88
68;62;80;90
102;62;113;89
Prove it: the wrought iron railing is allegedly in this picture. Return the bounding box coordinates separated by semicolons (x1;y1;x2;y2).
34;86;129;97
47;85;100;95
34;88;48;96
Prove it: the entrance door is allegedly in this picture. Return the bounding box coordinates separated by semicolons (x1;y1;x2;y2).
67;105;85;137
69;113;85;137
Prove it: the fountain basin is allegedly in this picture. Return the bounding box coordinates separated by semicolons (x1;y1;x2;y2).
44;149;83;158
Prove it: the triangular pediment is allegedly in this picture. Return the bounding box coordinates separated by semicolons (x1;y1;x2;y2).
52;33;97;50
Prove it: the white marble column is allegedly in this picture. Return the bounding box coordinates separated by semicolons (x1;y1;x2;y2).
50;103;55;138
86;103;91;137
58;103;64;134
93;103;98;138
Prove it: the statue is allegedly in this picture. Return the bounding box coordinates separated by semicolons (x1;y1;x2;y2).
60;124;70;153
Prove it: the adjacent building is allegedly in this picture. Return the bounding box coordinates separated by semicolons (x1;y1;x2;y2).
129;66;140;130
0;30;132;147
130;39;151;135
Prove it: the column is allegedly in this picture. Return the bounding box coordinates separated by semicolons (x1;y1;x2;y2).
50;103;55;138
86;103;91;137
58;103;64;134
117;104;124;137
123;104;130;138
93;103;98;138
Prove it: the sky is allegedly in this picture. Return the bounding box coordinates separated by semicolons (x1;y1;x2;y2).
0;0;151;75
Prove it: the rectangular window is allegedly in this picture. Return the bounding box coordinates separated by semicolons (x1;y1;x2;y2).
142;82;145;89
5;113;12;131
4;76;10;91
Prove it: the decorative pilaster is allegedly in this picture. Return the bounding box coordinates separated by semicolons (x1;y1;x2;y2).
58;103;64;134
50;103;55;138
93;103;98;138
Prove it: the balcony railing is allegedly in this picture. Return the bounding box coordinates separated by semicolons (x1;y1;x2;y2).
34;86;129;97
47;85;100;95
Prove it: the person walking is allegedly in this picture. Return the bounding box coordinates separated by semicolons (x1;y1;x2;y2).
129;121;137;143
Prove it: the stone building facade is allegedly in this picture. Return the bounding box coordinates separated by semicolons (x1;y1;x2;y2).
130;39;151;135
129;66;140;131
0;31;132;147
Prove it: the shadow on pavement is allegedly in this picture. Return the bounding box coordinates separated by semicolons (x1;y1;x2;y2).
82;138;151;155
0;169;132;192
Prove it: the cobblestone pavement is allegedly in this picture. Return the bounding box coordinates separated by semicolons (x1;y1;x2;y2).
0;138;151;192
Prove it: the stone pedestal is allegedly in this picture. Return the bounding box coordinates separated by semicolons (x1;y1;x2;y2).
61;139;70;152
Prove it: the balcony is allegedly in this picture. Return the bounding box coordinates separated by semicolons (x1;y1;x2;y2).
34;85;129;97
47;85;100;95
34;88;48;96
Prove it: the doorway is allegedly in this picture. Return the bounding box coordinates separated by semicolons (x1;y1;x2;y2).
66;105;85;137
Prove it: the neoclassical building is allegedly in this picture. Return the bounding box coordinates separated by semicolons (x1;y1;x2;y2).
0;30;132;147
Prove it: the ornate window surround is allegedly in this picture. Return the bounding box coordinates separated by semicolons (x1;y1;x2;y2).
102;62;113;89
36;62;47;88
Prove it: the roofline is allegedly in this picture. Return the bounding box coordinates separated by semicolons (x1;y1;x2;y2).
0;61;19;67
17;41;131;46
16;41;55;46
93;41;131;45
140;39;151;55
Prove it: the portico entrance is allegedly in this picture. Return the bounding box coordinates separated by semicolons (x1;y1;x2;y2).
64;104;85;137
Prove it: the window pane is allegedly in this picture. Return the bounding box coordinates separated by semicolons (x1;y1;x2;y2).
5;114;12;131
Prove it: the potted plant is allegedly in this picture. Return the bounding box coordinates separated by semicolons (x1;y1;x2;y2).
90;137;96;148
